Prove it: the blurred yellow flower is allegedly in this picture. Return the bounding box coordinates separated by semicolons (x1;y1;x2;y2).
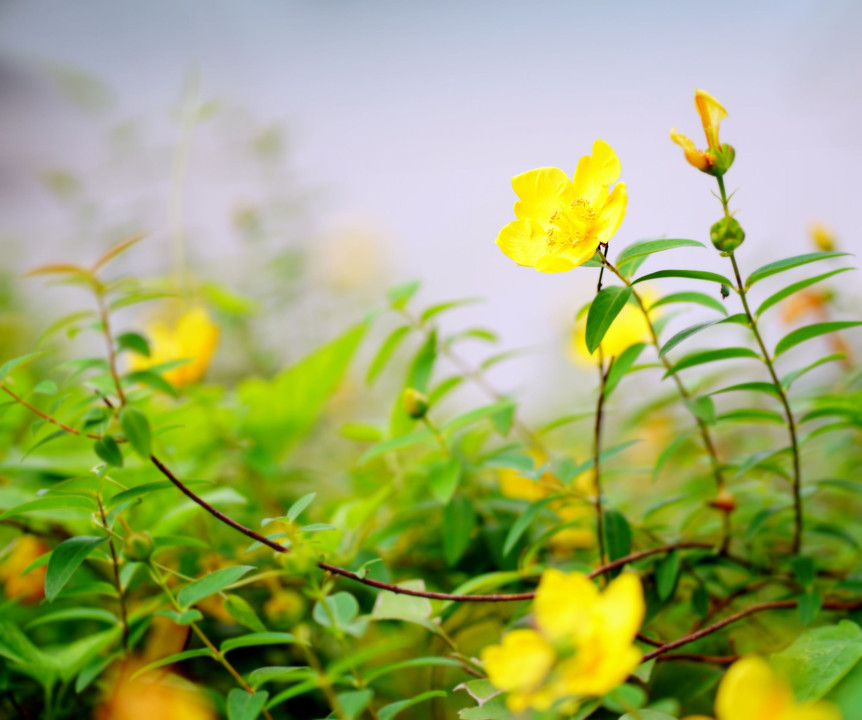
264;588;306;625
671;89;730;174
130;305;219;387
481;570;644;712
683;656;841;720
95;660;216;720
0;535;48;603
810;222;836;252
572;288;654;361
497;139;627;273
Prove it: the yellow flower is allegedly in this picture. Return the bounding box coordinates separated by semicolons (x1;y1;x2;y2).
95;659;216;720
810;222;836;252
683;656;841;720
130;304;219;387
0;535;49;603
481;570;644;712
671;89;732;175
496;140;627;273
572;288;654;361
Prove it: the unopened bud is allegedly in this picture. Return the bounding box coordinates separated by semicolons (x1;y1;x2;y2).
709;143;735;177
402;388;429;420
810;223;836;252
710;216;745;253
123;531;154;562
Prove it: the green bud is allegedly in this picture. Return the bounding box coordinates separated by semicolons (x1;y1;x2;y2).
708;143;735;177
123;531;154;562
402;388;429;420
710;217;745;253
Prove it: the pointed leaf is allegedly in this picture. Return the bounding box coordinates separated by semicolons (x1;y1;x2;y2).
756;267;854;317
119;406;151;458
45;536;108;601
664;347;760;376
649;291;728;316
227;689;269;720
774;321;862;357
585;286;632;354
176;565;255;609
746;251;850;287
632;269;734;286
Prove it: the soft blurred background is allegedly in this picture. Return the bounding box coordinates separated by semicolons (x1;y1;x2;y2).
1;0;860;414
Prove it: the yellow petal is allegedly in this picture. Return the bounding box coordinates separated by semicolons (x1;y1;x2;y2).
536;254;577;273
512;167;573;222
715;657;794;720
596;182;627;245
670;129;712;171
481;629;556;696
534;570;598;642
589;139;621;186
596;573;645;648
694;88;727;151
496;219;546;268
571;153;602;207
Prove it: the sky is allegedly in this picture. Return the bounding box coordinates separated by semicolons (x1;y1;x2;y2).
1;0;860;409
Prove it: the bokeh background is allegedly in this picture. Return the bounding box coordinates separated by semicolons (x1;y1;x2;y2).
1;0;860;414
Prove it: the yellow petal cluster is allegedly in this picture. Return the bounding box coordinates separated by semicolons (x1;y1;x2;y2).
0;535;49;603
809;222;836;252
497;140;628;273
670;89;728;173
130;304;219;387
683;656;841;720
481;569;644;712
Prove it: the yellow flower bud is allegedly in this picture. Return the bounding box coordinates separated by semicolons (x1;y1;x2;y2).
710;216;745;253
402;388;429;420
810;222;836;252
671;89;735;176
123;531;155;562
0;535;49;603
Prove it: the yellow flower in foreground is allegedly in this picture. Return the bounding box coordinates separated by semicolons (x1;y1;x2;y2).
481;570;644;712
683;656;841;720
497;139;627;273
810;222;836;252
0;535;49;603
130;305;219;387
671;89;732;175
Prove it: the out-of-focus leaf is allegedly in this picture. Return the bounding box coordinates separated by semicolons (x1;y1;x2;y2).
745;251;849;287
94;435;124;467
45;536;108;601
586;286;632;354
774;321;862;357
444;496;475;566
227;689;269;720
367;326;411;384
649;291;728;316
756;267;854;317
176;566;255;609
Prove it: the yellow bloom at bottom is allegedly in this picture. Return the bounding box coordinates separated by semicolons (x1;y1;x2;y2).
0;535;49;603
683;656;841;720
481;570;644;713
130;304;219;387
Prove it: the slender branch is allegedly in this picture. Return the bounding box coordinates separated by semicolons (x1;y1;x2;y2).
641;598;862;662
96;292;127;406
727;251;804;553
1;385;105;440
97;497;130;653
593;352;608;565
655;653;738;665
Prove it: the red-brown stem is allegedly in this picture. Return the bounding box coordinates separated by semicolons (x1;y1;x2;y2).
96;292;127;406
1;385;105;440
641;598;862;662
655;653;738;665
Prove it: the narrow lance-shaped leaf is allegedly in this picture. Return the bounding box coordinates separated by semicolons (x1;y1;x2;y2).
649;291;728;316
632;269;734;286
755;267;854;317
94;436;124;467
585;286;632;354
664;347;760;377
745;251;850;288
176;566;256;609
119;406;151;458
45;536;108;601
774;321;862;357
616;238;705;266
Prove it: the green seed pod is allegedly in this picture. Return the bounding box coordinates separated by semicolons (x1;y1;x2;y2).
402;388;429;420
123;531;154;562
710;216;745;253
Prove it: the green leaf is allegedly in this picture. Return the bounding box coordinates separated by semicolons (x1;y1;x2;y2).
116;332;150;357
619;712;678;720
616;238;705;267
119;406;151;458
655;551;681;601
387;280;420;309
664;347;760;376
684;396;716;424
25;607;117;630
45;536;108;601
0;351;49;382
287;492;316;522
107;479;209;509
421;298;482;323
378;690;446;720
602;343;646;398
602;510;631;578
718;408;786;424
781;353;846;388
774;321;862;357
247;666;304;689
32;380;58;395
227;689;269;720
633;269;734;286
371;581;433;623
313;593;367;637
367;326;410;384
155;609;203;625
745;251;850;287
176;565;255;609
443;496;476;566
710;381;780;398
221;632;298;654
660;319;730;357
364;657;461;683
124;369;178;397
132;649;214;679
337;689;374;720
428;457;461;504
649;291;729;316
771;620;862;700
0;495;96;521
503;497;555;556
755;267;854;317
585;286;632;354
224;594;268;633
798;591;823;626
238;321;367;459
93;435;124;467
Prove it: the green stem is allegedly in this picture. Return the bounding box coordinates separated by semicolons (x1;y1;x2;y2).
593;348;609;565
727;251;803;553
97;496;130;653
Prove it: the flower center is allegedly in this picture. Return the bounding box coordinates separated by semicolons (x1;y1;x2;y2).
545;198;598;254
